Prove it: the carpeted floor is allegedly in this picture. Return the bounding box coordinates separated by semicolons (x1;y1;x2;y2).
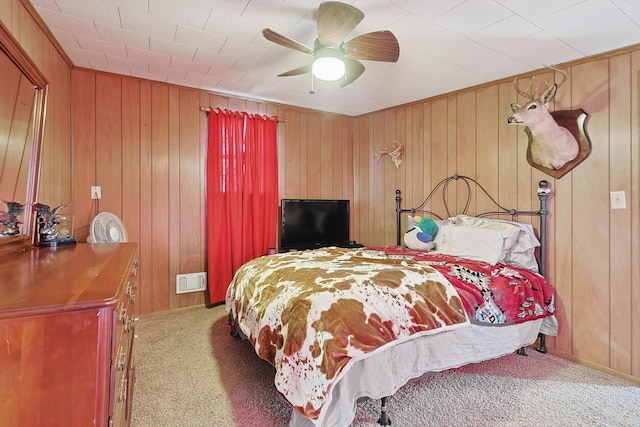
131;305;640;427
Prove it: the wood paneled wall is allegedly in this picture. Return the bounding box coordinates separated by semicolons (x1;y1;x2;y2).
0;0;71;213
71;70;354;314
3;0;639;383
352;48;640;381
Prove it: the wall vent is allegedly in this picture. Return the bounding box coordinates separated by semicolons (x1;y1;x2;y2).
176;272;207;294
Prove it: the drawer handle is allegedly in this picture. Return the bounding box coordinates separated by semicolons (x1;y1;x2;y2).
116;345;126;371
125;315;137;332
118;377;128;402
126;281;138;303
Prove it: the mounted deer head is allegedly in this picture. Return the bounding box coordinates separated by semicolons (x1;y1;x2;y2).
507;67;579;171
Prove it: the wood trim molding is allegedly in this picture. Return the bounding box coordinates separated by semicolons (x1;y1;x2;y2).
358;42;640;118
20;0;73;67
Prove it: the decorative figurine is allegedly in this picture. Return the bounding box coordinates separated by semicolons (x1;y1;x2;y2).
33;203;77;247
0;200;24;237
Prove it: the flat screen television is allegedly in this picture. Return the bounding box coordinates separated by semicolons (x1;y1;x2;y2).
280;199;351;250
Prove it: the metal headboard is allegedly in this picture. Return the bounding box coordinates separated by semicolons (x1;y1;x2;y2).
395;175;551;277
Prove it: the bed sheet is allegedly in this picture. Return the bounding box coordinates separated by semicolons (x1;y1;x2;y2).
290;316;558;427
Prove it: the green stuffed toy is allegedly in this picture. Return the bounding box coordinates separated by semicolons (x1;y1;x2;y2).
404;215;438;251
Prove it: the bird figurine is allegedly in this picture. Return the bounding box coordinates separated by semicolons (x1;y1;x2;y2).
33;203;69;244
0;200;24;237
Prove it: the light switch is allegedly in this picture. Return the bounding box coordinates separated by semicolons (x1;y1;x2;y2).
610;191;626;210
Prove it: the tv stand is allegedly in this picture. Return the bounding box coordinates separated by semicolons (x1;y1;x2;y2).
280;241;364;252
337;241;364;249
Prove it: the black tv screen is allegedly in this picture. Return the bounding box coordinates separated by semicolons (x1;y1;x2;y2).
280;199;350;250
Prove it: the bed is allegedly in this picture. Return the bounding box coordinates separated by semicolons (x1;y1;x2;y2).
225;175;558;427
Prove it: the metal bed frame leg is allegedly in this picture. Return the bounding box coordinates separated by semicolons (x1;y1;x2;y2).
517;333;548;356
377;396;391;425
536;333;547;353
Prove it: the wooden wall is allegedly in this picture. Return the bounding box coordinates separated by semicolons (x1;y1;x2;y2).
70;70;354;314
0;0;71;213
3;0;639;383
352;48;640;381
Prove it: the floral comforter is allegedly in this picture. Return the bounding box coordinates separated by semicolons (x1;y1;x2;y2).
225;247;470;424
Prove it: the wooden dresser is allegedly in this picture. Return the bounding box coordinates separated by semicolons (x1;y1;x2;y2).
0;243;139;427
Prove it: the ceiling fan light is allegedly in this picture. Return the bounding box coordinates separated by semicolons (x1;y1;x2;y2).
312;49;345;81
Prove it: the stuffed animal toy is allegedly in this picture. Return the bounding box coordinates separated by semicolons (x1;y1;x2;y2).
404;215;438;251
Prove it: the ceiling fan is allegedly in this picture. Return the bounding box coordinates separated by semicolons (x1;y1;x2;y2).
262;1;400;88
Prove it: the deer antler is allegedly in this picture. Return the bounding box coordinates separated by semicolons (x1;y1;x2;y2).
513;65;568;102
544;65;567;89
513;76;536;100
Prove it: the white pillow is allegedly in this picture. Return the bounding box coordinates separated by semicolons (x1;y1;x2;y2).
504;247;538;272
477;219;540;271
452;215;521;262
502;222;540;272
434;226;504;265
432;223;451;250
451;215;541;271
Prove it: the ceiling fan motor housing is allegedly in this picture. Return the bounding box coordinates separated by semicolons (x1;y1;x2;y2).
263;1;399;87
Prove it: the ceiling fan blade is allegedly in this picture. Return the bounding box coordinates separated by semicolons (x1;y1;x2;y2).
340;59;365;87
317;2;364;48
278;64;312;77
262;28;313;54
342;31;400;62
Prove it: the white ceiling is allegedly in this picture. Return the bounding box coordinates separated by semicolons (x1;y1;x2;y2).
28;0;640;116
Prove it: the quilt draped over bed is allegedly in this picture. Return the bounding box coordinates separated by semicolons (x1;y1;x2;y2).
367;246;556;325
225;247;469;424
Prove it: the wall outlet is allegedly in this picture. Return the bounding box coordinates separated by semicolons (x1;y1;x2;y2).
91;186;101;199
610;191;626;210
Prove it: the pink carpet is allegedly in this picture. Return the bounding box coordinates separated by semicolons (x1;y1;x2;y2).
210;314;640;427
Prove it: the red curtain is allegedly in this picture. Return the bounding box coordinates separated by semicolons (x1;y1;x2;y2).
206;109;279;305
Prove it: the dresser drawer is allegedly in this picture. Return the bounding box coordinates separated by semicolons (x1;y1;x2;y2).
109;257;138;427
0;243;139;427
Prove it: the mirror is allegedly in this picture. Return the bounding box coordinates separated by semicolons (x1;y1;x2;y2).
0;21;47;256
